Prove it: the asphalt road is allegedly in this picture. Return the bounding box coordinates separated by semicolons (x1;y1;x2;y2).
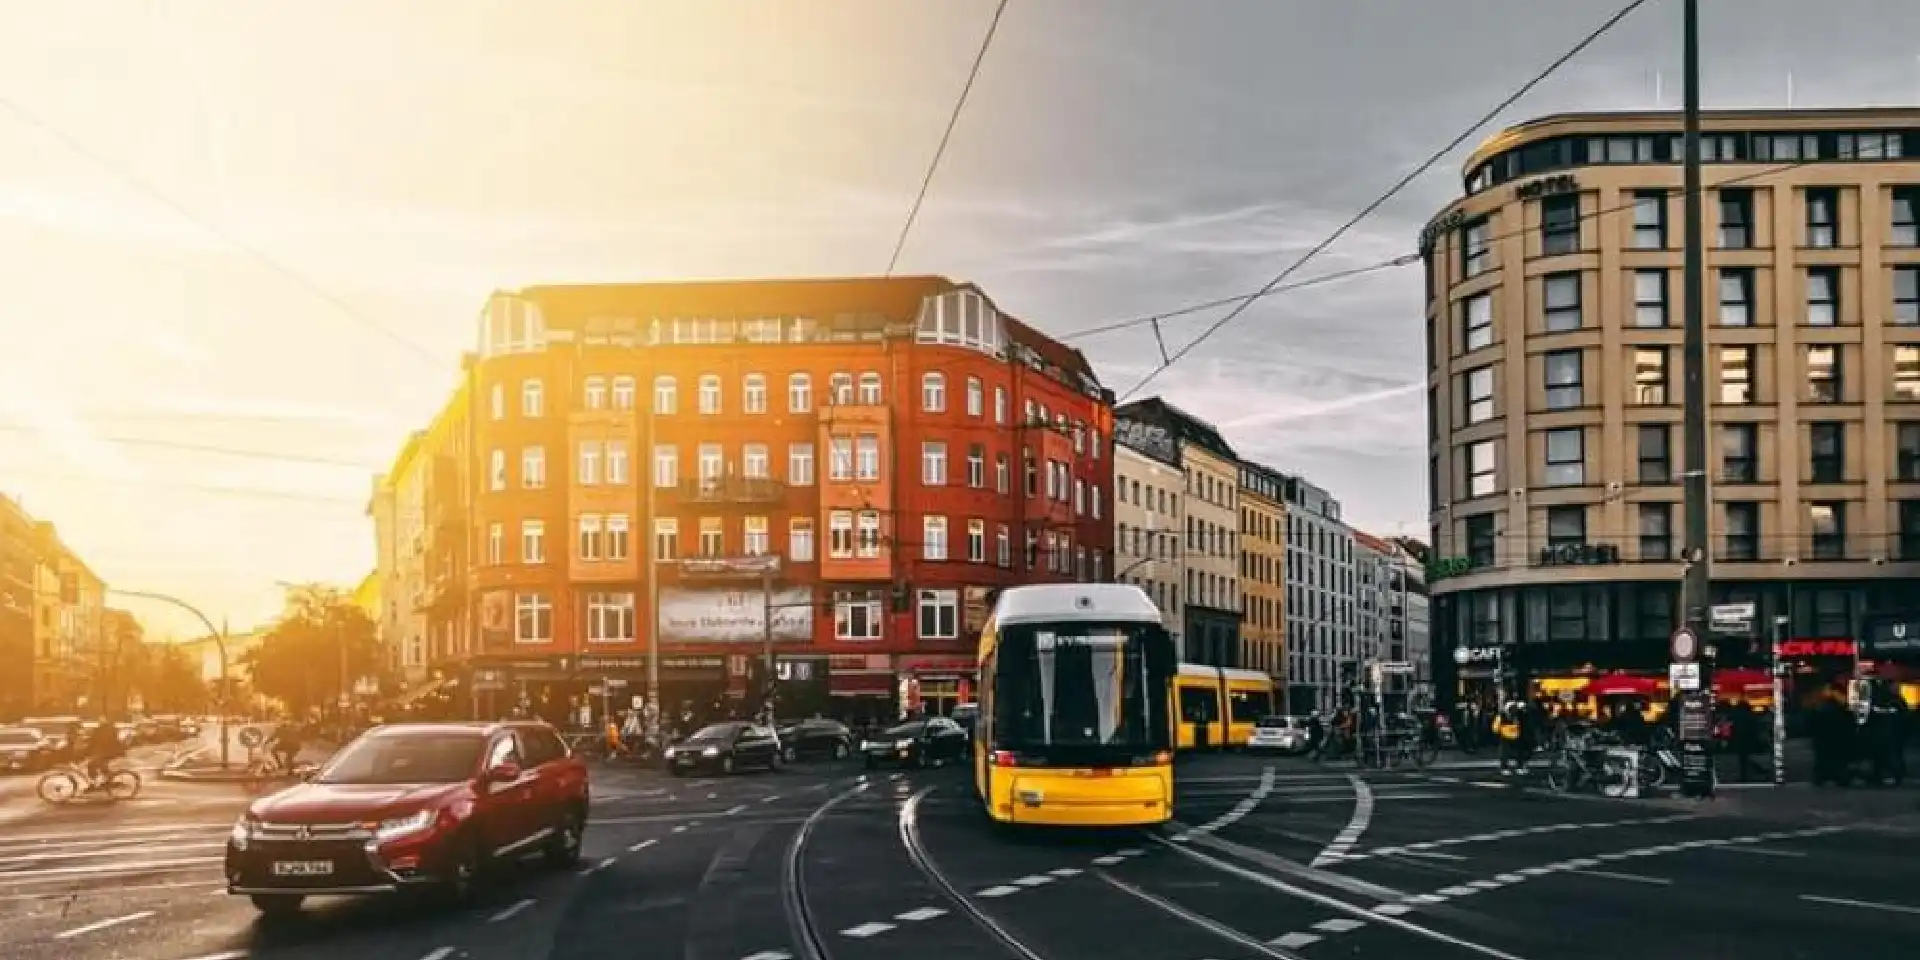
0;750;1915;960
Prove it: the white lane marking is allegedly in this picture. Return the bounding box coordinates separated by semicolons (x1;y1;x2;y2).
761;794;781;803
489;898;536;922
1095;872;1301;960
0;841;226;866
1272;932;1321;949
1572;869;1671;886
420;948;455;960
1800;894;1920;916
56;911;154;939
1710;844;1805;858
725;804;748;815
1470;781;1505;788
841;921;895;938
895;906;947;921
1091;855;1123;865
0;857;220;884
0;822;226;847
170;952;248;960
577;856;617;876
742;952;794;960
1115;848;1145;857
1438;886;1479;896
977;885;1020;897
672;825;688;833
1313;918;1366;933
1012;874;1053;886
1048;867;1082;878
628;839;658;853
1310;774;1373;867
1397;849;1467;861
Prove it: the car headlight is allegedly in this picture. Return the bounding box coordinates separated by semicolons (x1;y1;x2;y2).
895;739;914;750
701;746;720;757
230;815;260;850
374;810;437;842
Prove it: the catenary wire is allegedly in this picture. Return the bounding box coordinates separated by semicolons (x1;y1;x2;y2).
884;0;1012;277
0;424;378;470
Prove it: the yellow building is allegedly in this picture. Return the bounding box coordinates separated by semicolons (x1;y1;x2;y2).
30;525;103;713
1237;461;1287;683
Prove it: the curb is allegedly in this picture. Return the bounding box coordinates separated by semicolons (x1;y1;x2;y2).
158;767;254;783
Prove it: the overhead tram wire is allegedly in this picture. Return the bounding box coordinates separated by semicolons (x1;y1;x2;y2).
0;424;379;470
1062;152;1846;346
0;93;445;370
1113;0;1651;402
883;0;1012;277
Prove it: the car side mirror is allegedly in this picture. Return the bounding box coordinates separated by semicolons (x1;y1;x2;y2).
485;761;522;784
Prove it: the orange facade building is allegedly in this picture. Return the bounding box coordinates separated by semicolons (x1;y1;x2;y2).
409;277;1113;722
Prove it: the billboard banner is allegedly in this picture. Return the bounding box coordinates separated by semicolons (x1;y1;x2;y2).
657;586;814;644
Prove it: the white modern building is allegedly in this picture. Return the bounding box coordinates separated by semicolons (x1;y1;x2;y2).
1282;475;1354;712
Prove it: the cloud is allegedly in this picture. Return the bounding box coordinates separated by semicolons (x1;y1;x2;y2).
1218;381;1425;430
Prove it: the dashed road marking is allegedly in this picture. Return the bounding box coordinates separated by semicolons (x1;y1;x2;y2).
1048;867;1082;878
761;794;781;803
895;906;948;922
1313;918;1366;933
1573;868;1671;886
977;884;1020;897
1310;774;1373;867
725;804;748;815
1091;855;1123;865
1012;874;1053;887
742;952;794;960
1271;932;1320;949
420;949;455;960
841;921;895;938
1800;894;1920;916
629;839;658;853
489;898;536;922
577;856;617;877
56;911;154;939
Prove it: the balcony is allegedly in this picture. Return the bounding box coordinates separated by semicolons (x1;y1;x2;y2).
670;476;786;505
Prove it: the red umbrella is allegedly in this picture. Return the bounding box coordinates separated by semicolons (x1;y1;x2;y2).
1582;674;1664;698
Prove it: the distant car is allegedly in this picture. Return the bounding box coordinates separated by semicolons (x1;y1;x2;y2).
861;718;968;770
0;727;51;773
20;717;82;759
774;719;854;762
949;703;979;736
1248;715;1311;754
225;720;589;916
665;722;783;775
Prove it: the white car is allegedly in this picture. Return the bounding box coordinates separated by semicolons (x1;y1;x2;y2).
1247;715;1311;754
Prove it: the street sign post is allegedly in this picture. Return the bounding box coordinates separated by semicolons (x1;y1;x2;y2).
1671;624;1714;798
1770;614;1788;785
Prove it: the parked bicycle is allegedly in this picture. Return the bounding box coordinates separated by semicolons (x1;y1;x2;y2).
38;760;141;804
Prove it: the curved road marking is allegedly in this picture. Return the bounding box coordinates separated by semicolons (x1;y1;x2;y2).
1311;774;1373;867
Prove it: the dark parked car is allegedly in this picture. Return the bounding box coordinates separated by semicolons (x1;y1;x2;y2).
861;718;968;770
226;721;589;916
665;722;783;775
0;727;51;773
775;719;854;762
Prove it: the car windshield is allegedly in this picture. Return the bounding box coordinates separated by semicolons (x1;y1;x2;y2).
313;733;485;784
683;724;741;743
1255;716;1293;729
0;730;39;745
993;623;1175;753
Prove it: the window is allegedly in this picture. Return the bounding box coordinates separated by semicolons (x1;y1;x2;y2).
1631;190;1666;249
993;386;1007;423
1892;187;1918;246
966;377;983;416
923;515;948;561
856;511;880;558
611;376;635;410
606;515;629;560
967;519;985;562
1722;424;1758;483
743;374;767;413
1543;350;1582;410
1807;345;1841;402
1897;268;1920;326
855;434;880;480
1543;428;1584;486
1901;423;1920;480
1634;270;1669;327
1467;441;1497;498
1637;424;1670;483
487;523;504;564
521;520;546;564
921;372;946;412
697;375;721;415
922;441;948;485
1545;505;1585;547
1902;501;1920;561
1465;514;1497;568
1073;478;1086;515
1718;269;1753;327
829;372;854;405
607;442;628;484
828;436;853;481
966;444;985;487
789;518;815;562
742;444;769;479
1806;188;1838;248
654;376;677;415
1720;346;1754;404
584;376;606;410
858;372;882;405
1899;346;1920;401
788;443;815;486
828;510;854;558
653;445;678;488
1633;348;1668;404
1092;484;1103;520
578;515;602;561
653;518;678;561
578;441;601;486
1540;194;1579;255
995;453;1010;494
514;593;552;644
1543;273;1582;331
585;593;635;644
787;373;812;413
1718;188;1753;248
521;379;544;417
1638;503;1672;560
1809;422;1845;483
489;383;504;420
996;525;1011;567
1806;268;1839;326
744;516;769;556
1460;217;1491;277
698;517;723;557
697;443;722;483
1724;502;1760;561
834;591;882;640
1462;293;1494;351
521;447;546;488
1809;502;1846;560
489;449;506;491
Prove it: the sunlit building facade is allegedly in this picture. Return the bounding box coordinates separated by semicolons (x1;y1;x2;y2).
1238;460;1287;684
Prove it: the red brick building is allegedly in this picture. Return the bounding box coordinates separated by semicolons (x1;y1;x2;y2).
417;277;1112;724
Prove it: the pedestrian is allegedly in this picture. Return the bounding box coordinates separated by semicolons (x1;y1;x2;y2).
1495;699;1526;776
1728;695;1760;782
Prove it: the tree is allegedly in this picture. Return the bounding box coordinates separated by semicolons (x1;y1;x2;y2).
140;645;210;714
243;584;383;717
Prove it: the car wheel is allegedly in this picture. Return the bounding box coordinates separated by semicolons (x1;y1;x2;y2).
721;755;735;775
832;741;849;760
442;836;484;905
250;894;304;917
782;745;797;763
545;808;585;867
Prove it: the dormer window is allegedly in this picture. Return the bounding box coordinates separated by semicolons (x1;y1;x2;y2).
482;296;546;356
916;290;1006;355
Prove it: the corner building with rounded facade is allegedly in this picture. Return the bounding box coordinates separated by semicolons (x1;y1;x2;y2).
460;277;1113;724
1424;109;1920;709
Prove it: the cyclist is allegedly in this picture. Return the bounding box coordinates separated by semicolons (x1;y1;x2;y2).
84;723;125;790
267;721;303;773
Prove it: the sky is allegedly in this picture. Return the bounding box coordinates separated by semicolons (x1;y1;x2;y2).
3;0;1919;638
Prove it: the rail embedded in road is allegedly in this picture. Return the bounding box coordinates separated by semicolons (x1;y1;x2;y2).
897;787;1048;960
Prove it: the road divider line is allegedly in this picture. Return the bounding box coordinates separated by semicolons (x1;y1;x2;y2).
1310;775;1374;867
628;839;658;853
1570;869;1670;886
1096;872;1304;959
1800;894;1920;916
726;804;748;815
56;910;154;939
167;951;247;960
488;898;536;922
577;856;617;877
420;948;455;960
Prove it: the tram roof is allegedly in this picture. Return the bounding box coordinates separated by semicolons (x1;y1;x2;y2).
991;583;1162;626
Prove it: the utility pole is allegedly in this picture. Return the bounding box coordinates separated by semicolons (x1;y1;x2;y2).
643;386;660;731
1676;0;1717;799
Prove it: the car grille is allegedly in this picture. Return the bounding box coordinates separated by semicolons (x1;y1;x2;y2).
233;823;391;890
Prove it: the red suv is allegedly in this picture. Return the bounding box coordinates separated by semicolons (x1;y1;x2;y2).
226;721;589;916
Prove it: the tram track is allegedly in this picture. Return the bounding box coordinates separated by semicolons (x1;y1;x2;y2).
898;786;1049;960
780;781;868;960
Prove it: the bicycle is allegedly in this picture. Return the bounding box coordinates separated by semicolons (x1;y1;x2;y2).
38;761;142;804
243;749;317;795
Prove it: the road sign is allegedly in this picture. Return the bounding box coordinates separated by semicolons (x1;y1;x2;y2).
1669;662;1702;691
1379;662;1415;674
1710;602;1756;635
1670;626;1699;662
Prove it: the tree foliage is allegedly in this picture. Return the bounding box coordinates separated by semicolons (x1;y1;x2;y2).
95;641;209;716
242;584;384;716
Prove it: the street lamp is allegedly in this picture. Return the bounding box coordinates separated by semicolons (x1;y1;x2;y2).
109;588;232;770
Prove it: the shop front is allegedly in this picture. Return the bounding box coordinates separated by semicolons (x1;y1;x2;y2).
898;654;976;718
828;653;895;727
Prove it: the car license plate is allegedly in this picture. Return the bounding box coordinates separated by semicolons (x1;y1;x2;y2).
271;861;333;877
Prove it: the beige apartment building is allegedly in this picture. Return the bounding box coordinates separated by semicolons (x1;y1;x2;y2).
1114;441;1186;644
1116;398;1241;665
1238;461;1287;681
1424;108;1920;702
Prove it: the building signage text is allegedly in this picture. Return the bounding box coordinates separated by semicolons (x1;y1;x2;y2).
1453;646;1502;664
657;586;814;644
1418;209;1467;254
1514;173;1579;201
1779;639;1857;658
1427;556;1473;581
1536;543;1621;567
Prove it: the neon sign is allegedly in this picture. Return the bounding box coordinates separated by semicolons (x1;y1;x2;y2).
1778;639;1856;658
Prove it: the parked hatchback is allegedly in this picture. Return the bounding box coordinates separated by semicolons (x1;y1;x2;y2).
861;718;968;770
666;721;783;775
775;719;854;762
226;721;589;916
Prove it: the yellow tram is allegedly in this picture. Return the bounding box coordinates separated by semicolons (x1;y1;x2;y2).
973;584;1178;828
1172;663;1277;751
